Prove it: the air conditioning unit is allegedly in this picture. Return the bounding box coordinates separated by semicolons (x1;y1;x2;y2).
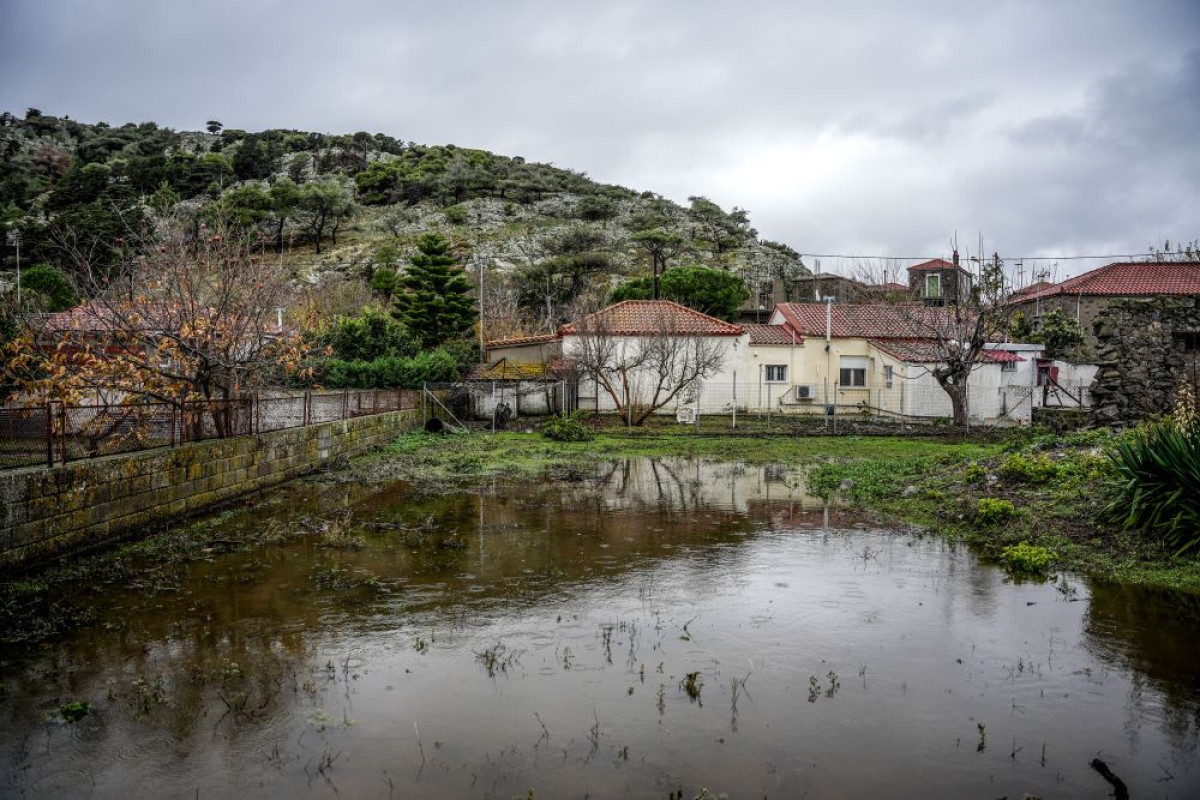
794;384;816;401
676;407;697;424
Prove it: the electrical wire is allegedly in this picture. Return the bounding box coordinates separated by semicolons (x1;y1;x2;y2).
798;253;1156;262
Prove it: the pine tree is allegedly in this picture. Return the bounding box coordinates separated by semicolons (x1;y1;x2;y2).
393;234;476;349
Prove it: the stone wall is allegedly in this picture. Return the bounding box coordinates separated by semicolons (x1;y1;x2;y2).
0;409;418;568
1090;297;1200;424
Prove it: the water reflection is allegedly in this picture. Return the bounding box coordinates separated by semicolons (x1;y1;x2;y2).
0;457;1197;798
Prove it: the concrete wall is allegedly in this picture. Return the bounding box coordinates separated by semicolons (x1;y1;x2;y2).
565;333;746;414
0;409;419;569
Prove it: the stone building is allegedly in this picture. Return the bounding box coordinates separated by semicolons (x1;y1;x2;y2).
1090;297;1200;424
906;256;974;306
1007;261;1200;355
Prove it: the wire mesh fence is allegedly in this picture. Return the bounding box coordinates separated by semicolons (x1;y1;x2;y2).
572;378;1087;434
1;389;419;471
422;380;572;431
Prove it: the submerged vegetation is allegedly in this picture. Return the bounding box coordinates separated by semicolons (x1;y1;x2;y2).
357;424;1200;592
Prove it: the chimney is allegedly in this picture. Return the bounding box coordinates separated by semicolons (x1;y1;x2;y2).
952;249;960;268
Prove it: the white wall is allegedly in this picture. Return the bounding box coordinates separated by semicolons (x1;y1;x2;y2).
563;333;745;414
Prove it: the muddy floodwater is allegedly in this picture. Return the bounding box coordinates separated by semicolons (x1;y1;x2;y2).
2;457;1199;798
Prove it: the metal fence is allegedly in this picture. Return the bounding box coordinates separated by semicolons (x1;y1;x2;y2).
422;380;572;431
0;389;418;471
572;378;1093;433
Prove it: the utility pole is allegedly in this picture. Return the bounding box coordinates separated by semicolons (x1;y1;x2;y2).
476;254;485;356
6;229;19;307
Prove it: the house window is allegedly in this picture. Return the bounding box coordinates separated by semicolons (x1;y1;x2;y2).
765;365;787;383
839;356;869;388
884;365;894;389
1001;361;1017;372
925;274;941;298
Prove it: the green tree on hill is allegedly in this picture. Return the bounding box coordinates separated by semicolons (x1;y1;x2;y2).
393;234;476;349
610;266;748;320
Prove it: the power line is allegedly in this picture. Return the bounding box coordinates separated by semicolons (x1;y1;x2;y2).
797;252;1156;262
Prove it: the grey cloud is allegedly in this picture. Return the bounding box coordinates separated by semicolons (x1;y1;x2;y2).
1;0;1198;274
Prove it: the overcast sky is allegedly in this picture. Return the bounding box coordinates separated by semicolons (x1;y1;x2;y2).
2;0;1198;279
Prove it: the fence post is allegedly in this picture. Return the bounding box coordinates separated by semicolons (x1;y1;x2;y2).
59;403;67;464
45;402;54;468
303;392;312;427
422;383;427;426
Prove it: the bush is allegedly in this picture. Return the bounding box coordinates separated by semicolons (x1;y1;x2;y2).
542;412;594;442
1104;416;1200;554
1000;542;1053;574
313;307;418;362
975;498;1015;526
317;348;463;388
999;453;1059;483
444;204;468;225
19;264;78;311
963;462;986;484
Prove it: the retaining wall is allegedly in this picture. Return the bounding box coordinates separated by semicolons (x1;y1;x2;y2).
0;409;418;569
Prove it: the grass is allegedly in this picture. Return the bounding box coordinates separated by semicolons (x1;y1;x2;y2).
358;427;1200;594
360;428;1001;485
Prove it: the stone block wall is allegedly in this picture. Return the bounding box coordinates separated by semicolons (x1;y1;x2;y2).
0;409;418;568
1090;297;1200;424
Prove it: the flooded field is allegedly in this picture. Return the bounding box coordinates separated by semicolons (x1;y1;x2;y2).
2;457;1198;798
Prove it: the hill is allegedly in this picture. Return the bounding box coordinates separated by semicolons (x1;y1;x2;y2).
0;109;808;335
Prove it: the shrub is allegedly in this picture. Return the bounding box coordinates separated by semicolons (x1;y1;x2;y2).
1000;542;1053;574
975;498;1015;526
19;264;77;311
999;453;1059;483
317;348;463;388
59;700;91;723
963;462;986;484
1103;414;1200;555
444;204;468;224
313;307;418;362
542;412;594;442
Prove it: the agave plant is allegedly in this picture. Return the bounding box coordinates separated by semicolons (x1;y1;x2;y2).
1103;418;1200;555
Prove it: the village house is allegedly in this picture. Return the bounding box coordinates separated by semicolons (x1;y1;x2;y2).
762;302;1041;423
483;297;1064;423
1006;261;1200;353
905;256;974;306
556;300;746;416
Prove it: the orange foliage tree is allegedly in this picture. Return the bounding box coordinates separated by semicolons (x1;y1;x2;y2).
3;209;311;434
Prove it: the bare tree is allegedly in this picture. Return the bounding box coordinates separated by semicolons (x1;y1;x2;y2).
4;209;308;434
845;257;908;295
892;254;1013;425
568;304;727;425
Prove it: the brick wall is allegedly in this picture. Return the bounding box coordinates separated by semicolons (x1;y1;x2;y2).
0;409;418;568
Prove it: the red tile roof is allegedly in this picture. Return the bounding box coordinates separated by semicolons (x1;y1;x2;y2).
558;300;744;337
1009;262;1200;302
746;323;802;345
869;338;1025;364
484;332;560;348
774;302;976;339
1007;280;1054;301
907;258;963;272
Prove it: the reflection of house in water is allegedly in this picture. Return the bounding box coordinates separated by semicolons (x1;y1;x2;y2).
578;457;867;530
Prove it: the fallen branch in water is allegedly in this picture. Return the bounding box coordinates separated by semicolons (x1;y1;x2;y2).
1090;758;1129;800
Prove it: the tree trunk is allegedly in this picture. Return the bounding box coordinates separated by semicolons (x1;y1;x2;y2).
947;384;969;427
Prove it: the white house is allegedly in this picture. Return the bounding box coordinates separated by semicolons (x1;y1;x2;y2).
558;300;746;417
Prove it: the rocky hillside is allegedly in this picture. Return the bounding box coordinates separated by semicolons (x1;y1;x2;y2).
0;110;808;334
